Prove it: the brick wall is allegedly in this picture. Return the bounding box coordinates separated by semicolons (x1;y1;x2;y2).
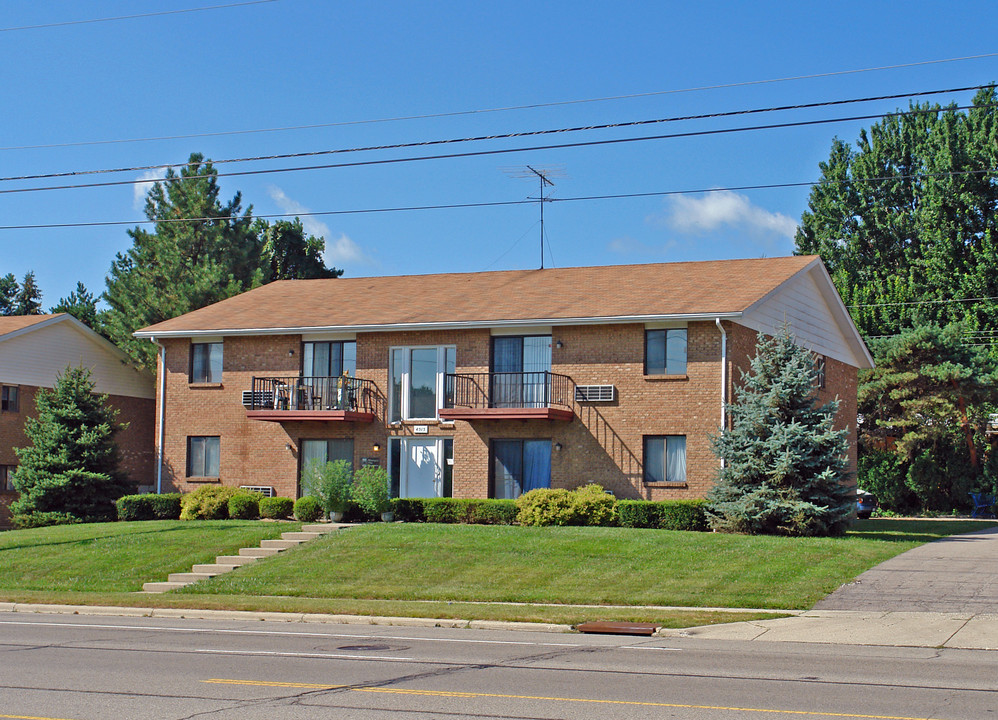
0;384;155;528
157;320;861;503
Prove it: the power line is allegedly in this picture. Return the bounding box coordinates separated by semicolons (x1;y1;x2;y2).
3;168;996;232
3;84;987;184
2;103;992;197
4;51;998;151
849;295;998;308
0;0;277;32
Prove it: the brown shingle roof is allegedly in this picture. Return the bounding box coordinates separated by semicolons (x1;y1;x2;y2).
136;256;821;335
0;314;61;337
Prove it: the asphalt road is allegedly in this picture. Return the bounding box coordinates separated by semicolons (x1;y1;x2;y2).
0;612;996;719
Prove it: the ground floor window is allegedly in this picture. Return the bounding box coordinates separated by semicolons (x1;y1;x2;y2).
1;385;18;413
187;436;220;477
300;438;354;472
388;437;452;499
643;435;686;483
491;439;551;499
1;465;15;491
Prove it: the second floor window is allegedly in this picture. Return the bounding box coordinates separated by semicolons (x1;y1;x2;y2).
390;346;455;421
191;342;223;383
303;341;356;377
1;385;19;412
645;328;687;375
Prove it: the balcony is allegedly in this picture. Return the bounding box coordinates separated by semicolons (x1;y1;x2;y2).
439;371;575;421
244;376;378;422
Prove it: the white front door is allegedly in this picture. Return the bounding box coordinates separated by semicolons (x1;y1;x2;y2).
402;438;442;498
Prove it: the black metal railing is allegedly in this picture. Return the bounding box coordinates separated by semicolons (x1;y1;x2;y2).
247;376;377;413
444;371;575;410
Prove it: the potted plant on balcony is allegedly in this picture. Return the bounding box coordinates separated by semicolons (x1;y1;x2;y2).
302;459;353;522
351;466;393;521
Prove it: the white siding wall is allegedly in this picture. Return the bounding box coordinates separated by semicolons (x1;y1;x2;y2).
740;268;863;367
0;322;154;398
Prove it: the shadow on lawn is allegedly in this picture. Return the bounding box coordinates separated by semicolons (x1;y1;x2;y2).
847;518;998;543
0;523;205;553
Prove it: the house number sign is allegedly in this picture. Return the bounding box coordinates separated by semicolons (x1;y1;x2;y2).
413;425;429;434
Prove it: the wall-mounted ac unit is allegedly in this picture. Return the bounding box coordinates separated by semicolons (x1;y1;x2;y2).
575;385;615;402
240;485;275;497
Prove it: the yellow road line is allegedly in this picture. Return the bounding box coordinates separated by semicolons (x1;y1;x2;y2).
203;678;937;720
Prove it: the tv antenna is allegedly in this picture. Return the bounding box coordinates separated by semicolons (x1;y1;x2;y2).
503;165;565;269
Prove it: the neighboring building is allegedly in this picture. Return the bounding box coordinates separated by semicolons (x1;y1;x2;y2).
0;314;156;527
134;256;873;502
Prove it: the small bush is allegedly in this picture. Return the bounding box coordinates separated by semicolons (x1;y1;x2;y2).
392;497;427;523
352;467;392;517
149;493;182;520
180;485;240;520
516;485;617;527
259;496;294;519
228;491;263;520
116;494;154;521
302;459;354;515
424;497;470;523
12;511;80;529
294;495;323;522
617;499;708;531
468;499;518;525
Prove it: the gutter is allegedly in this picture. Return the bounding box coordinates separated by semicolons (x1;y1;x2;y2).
150;337;166;494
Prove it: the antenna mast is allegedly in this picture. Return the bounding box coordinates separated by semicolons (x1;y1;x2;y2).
503;165;564;269
527;166;554;269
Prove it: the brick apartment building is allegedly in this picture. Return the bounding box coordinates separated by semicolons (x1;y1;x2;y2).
0;314;156;527
134;256;873;502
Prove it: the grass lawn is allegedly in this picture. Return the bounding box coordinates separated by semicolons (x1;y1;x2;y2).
0;518;991;627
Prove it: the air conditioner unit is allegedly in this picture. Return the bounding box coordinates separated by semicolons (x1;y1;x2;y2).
575;385;615;402
240;485;275;497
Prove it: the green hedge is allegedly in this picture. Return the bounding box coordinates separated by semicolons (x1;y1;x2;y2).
516;484;617;527
259;496;294;520
617;499;708;531
390;497;517;525
116;493;182;521
293;495;323;522
228;491;263;520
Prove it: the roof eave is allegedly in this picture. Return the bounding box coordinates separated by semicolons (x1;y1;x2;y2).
134;311;745;339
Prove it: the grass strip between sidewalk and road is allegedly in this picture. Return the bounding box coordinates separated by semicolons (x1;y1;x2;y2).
0;518;992;627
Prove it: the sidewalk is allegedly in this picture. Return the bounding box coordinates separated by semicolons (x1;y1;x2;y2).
670;526;998;649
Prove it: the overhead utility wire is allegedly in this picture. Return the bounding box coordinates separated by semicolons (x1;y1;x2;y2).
3;167;995;231
0;0;277;32
2;84;986;184
848;295;998;308
2;103;991;197
4;51;998;151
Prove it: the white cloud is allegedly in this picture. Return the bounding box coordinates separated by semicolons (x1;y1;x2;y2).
267;185;376;266
659;191;798;239
132;168;167;210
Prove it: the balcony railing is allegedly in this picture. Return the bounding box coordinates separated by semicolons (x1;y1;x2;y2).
444;371;575;411
247;376;378;414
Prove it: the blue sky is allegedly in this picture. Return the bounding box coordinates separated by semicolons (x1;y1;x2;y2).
3;1;998;306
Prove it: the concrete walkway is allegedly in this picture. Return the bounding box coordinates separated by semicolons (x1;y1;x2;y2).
671;526;998;649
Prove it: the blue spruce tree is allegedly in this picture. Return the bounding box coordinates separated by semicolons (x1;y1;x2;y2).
706;325;854;536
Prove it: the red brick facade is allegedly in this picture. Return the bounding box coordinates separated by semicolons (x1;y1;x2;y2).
155;320;859;501
0;384;155;527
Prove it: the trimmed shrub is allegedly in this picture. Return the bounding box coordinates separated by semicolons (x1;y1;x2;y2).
116;494;154;521
14;511;79;528
259;496;294;519
180;485;240;520
392;498;427;523
469;499;517;525
149;493;182;520
617;499;708;531
293;495;323;522
516;485;617;527
228;491;263;520
424;497;470;523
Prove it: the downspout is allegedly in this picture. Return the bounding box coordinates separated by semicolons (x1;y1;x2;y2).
150;337;166;494
715;318;727;469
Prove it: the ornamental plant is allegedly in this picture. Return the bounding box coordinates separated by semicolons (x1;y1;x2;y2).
706;324;854;536
301;459;354;516
351;466;392;517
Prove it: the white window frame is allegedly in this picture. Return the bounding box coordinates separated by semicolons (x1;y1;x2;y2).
389;345;456;421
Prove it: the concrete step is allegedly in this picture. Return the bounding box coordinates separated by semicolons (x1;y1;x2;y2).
191;564;237;575
216;555;258;566
301;523;348;533
239;547;282;557
142;581;189;593
260;539;303;550
167;572;217;583
281;532;324;542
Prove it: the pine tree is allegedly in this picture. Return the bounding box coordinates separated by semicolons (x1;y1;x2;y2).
14;271;42;315
51;281;105;333
11;367;131;527
0;273;18;315
706;325;854;536
259;218;343;281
